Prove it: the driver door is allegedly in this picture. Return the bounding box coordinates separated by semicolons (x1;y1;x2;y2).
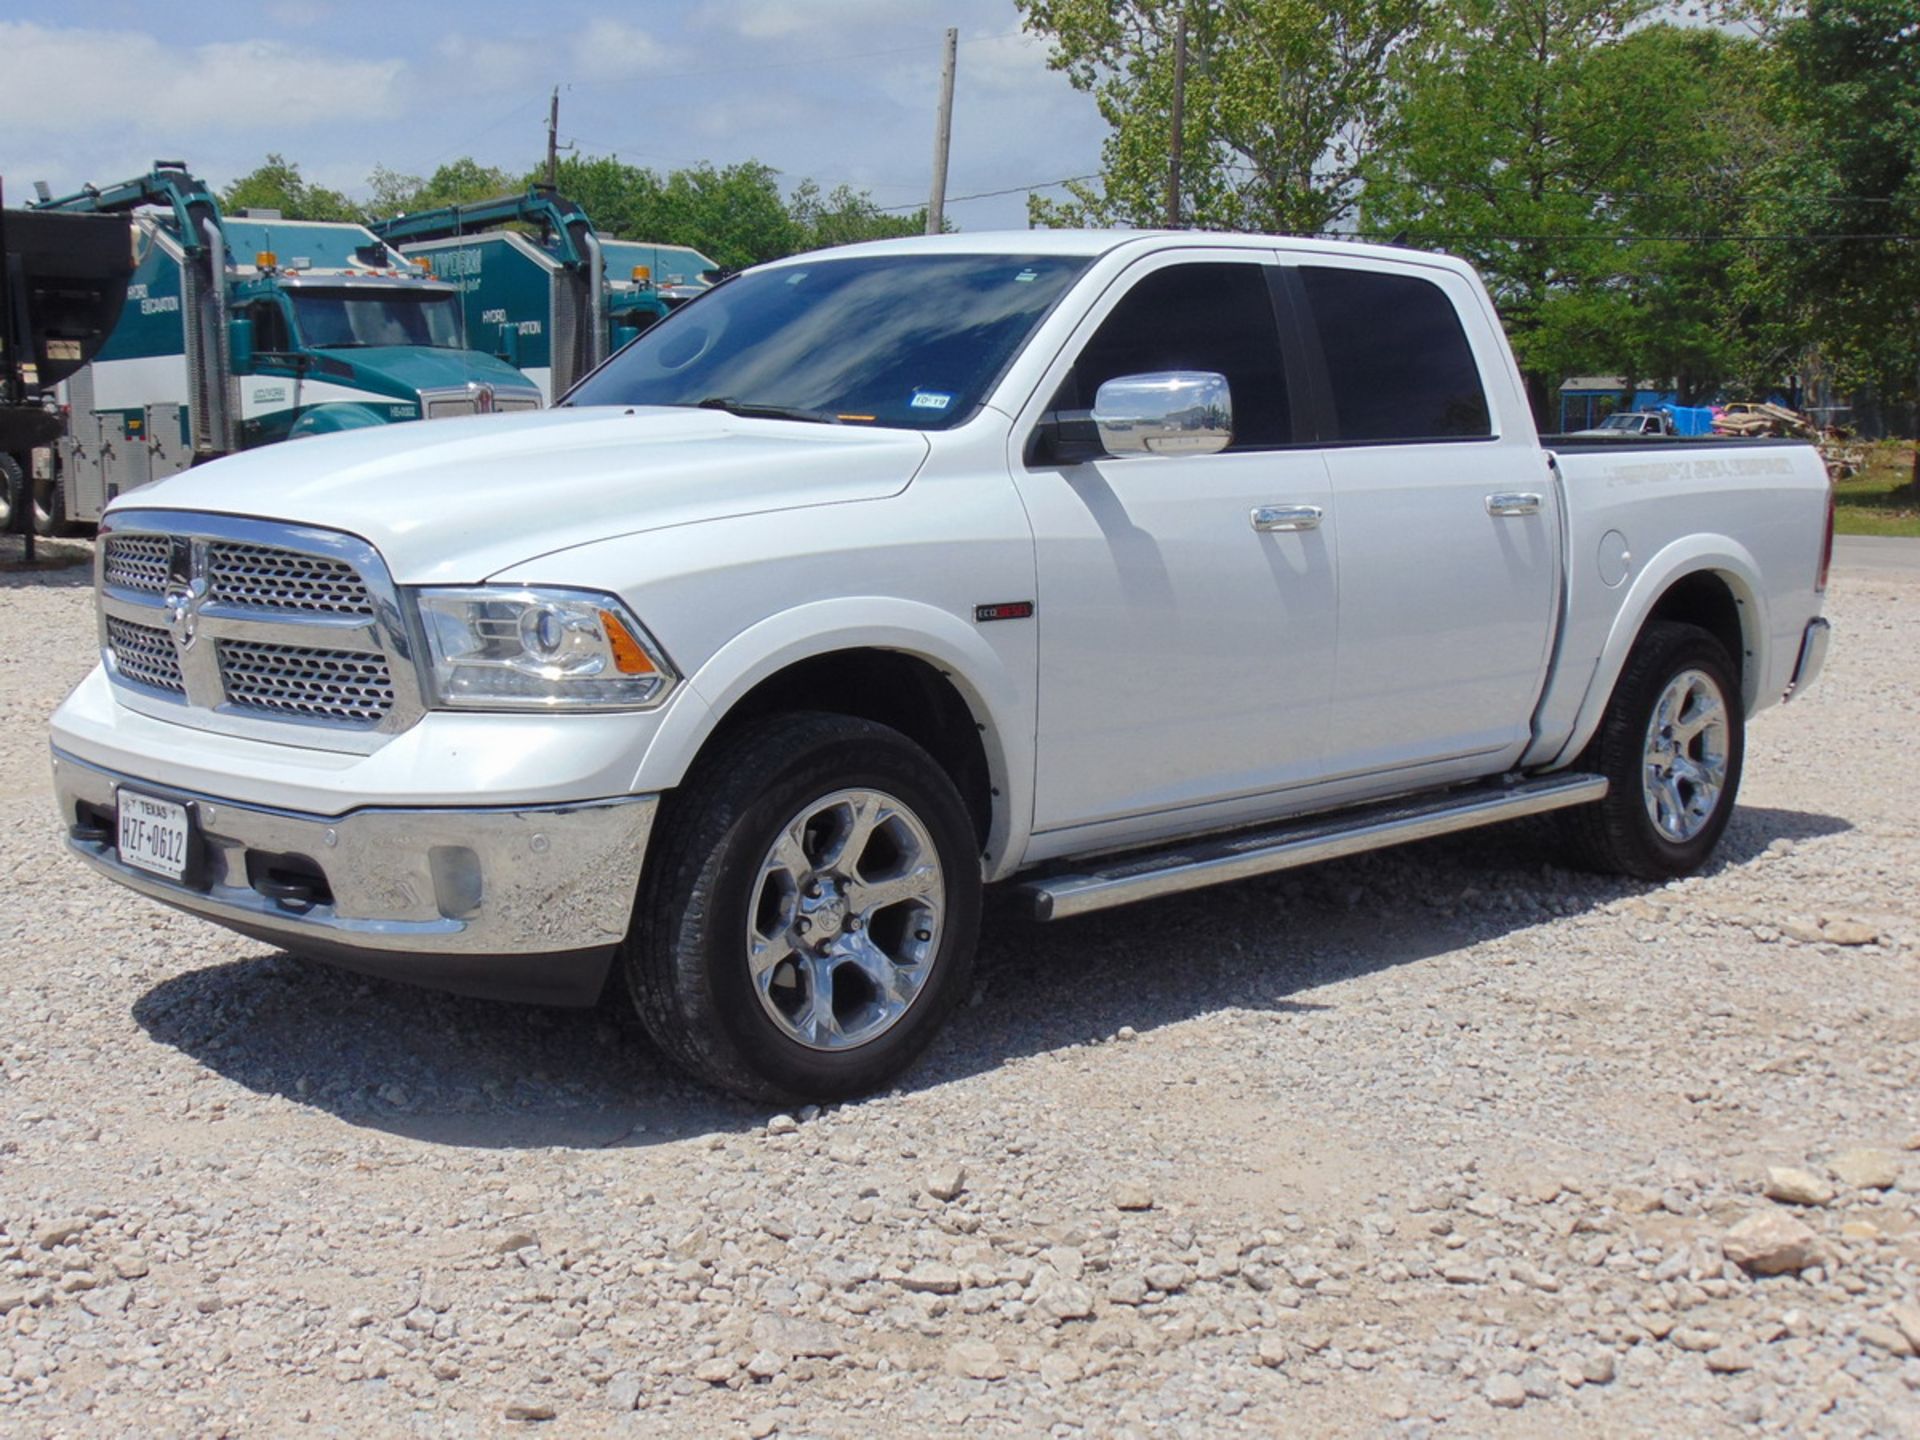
1012;252;1338;840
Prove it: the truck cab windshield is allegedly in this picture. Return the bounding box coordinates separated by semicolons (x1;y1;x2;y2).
291;289;463;350
565;253;1090;428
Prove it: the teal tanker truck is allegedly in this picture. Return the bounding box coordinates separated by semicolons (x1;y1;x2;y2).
372;187;719;403
29;162;540;528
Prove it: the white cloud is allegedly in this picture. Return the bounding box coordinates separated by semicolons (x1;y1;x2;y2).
0;22;407;134
431;33;534;93
264;1;332;27
701;0;941;42
433;20;680;91
571;16;682;79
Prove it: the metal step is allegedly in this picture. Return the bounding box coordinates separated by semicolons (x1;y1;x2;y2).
1017;772;1608;921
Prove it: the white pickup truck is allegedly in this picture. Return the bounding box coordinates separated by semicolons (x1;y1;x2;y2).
49;232;1834;1102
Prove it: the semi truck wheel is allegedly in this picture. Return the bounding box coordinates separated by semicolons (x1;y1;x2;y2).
0;454;21;535
626;712;981;1103
30;471;66;537
1562;620;1744;881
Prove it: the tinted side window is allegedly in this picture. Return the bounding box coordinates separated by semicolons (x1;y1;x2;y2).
1060;263;1292;449
248;300;290;354
1300;268;1491;442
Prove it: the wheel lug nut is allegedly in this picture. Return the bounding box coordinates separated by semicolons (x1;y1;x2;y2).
796;918;810;934
915;929;932;942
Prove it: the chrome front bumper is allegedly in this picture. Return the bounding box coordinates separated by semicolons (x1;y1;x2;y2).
1785;617;1832;701
51;749;656;1004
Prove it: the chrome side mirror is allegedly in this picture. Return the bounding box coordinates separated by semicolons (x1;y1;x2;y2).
1091;371;1233;457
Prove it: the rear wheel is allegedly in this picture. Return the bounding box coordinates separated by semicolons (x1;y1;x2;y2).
626;713;981;1103
1562;620;1744;880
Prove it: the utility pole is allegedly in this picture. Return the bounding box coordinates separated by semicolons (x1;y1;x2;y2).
1166;6;1187;229
546;86;561;189
927;28;958;235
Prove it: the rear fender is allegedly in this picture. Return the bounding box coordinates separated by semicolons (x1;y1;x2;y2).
1541;535;1768;771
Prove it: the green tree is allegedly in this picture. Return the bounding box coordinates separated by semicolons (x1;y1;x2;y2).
221;154;355;222
1757;0;1920;454
366;157;516;217
787;180;929;249
539;154;666;240
1359;2;1771;420
653;162;801;269
1019;0;1428;233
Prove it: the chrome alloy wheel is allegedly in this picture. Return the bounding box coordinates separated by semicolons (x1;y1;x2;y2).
746;788;946;1052
1642;668;1730;843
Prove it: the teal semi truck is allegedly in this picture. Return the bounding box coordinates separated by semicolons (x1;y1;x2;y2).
29;162;540;528
373;188;719;403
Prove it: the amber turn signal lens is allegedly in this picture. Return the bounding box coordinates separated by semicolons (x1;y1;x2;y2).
600;611;658;674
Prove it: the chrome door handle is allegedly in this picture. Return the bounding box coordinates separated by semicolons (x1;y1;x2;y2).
1486;493;1542;517
1251;504;1323;533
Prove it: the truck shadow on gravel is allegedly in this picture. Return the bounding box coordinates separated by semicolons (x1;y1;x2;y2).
130;803;1848;1148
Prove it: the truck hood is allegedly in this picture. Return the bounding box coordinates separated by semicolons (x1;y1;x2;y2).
317;344;533;404
117;407;933;583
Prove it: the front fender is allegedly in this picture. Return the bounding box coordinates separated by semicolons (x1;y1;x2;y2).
1543;534;1769;770
630;597;1035;879
287;403;396;439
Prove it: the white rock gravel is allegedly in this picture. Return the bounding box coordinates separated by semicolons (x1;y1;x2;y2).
2;540;1918;1437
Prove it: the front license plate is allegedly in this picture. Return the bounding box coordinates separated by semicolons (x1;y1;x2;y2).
118;790;191;881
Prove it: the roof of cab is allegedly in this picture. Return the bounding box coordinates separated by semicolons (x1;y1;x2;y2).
754;227;1474;276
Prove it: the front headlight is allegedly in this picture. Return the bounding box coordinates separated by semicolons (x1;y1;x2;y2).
414;587;677;710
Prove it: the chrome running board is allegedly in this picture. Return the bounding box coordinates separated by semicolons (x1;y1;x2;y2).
1018;773;1608;921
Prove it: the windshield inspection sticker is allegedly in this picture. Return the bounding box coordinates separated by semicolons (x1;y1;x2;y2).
910;391;953;411
1013;268;1039;283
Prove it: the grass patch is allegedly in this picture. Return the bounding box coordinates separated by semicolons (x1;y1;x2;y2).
1833;441;1920;537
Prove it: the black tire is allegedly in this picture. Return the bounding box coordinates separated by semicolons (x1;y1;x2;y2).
1561;620;1744;881
0;453;22;535
625;712;982;1103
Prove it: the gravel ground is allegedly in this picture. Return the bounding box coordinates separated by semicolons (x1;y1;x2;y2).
2;536;1917;1438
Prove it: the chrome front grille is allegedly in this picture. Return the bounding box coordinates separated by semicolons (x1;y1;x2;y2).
97;511;424;754
217;640;394;725
105;617;185;693
102;535;170;593
206;542;373;616
421;384;541;420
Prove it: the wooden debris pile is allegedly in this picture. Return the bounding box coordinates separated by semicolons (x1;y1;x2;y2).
1714;402;1862;479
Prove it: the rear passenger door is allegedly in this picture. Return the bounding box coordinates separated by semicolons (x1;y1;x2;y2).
1291;260;1559;781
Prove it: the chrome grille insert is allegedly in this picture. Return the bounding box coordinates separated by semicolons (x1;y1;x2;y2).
102;535;171;593
96;511;425;755
217;640;395;725
206;542;373;615
105;616;185;693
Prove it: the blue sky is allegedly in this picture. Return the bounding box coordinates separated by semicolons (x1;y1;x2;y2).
1;0;1110;232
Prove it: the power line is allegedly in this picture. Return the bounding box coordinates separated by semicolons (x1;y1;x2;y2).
877;174;1100;212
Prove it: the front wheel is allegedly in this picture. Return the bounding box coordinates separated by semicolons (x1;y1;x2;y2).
1562;620;1744;880
626;713;982;1103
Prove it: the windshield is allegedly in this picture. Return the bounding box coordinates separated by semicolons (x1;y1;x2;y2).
290;289;463;350
1600;414;1644;430
565;253;1090;428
